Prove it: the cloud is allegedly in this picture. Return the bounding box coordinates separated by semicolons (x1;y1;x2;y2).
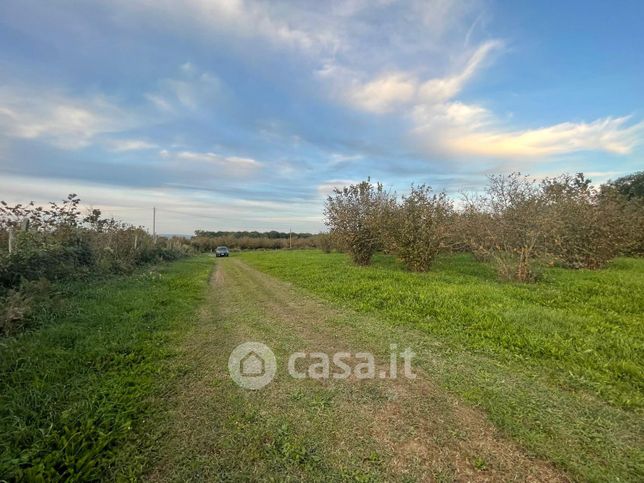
412;99;644;158
317;179;359;198
437;116;644;157
160;149;262;177
332;34;643;160
146;65;224;113
114;0;341;55
340;40;503;113
0;87;135;149
108;139;158;152
0;173;325;234
348;73;418;113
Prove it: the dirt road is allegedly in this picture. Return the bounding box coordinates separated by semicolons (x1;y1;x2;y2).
149;258;566;481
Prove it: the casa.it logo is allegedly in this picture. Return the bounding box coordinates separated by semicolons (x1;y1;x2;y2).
228;342;277;390
228;342;417;390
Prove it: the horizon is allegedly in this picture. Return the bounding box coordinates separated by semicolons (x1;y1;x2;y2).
1;0;643;234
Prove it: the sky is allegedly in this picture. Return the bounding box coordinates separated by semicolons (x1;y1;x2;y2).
0;0;643;234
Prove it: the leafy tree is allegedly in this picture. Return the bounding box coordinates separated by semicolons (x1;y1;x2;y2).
604;171;644;200
542;173;627;268
390;185;452;272
324;179;395;265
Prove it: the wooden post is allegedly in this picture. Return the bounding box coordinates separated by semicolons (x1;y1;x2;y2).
152;207;157;245
134;234;139;250
8;227;15;254
289;228;292;249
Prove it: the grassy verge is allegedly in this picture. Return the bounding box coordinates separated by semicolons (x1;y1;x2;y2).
239;250;644;480
0;255;213;480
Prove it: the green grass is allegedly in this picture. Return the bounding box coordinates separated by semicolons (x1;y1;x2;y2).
237;250;644;479
0;255;213;480
240;250;644;411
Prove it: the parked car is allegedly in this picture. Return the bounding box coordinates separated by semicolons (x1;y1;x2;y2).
215;246;230;257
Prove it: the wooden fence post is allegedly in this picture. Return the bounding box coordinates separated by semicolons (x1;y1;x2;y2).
8;227;15;254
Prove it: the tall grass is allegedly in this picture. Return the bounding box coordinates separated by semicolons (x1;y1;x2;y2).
0;256;213;480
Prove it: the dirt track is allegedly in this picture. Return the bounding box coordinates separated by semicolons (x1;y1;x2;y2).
149;257;567;481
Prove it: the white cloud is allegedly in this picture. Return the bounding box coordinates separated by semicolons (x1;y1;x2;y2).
108;139;158;152
115;0;341;55
348;73;418;113
0;87;134;149
341;40;503;114
161;149;262;177
146;65;223;113
0;173;325;233
317;179;359;198
418;40;502;103
436;116;644;158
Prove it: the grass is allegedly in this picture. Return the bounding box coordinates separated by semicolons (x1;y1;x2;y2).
240;250;644;410
2;250;642;480
238;250;644;480
151;258;566;481
0;255;213;480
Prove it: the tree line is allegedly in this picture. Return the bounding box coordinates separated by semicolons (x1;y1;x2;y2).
324;171;644;281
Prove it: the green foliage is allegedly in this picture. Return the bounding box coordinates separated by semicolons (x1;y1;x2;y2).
0;256;213;480
0;195;192;333
324;179;396;266
322;172;643;278
541;173;628;268
604;170;644;200
390;185;453;272
191;231;327;251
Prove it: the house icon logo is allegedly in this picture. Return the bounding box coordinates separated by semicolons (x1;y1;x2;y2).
240;350;265;377
228;342;276;390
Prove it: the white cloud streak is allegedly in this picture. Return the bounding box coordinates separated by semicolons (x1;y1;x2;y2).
0;87;135;149
160;149;262;177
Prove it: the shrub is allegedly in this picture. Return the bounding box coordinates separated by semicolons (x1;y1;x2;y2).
0;195;192;333
315;233;334;253
324;180;396;266
463;173;548;282
389;185;452;272
603;171;644;200
541;173;626;268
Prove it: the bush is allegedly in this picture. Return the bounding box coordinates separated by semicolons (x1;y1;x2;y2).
0;279;52;336
541;174;627;269
460;173;548;282
0;195;192;334
324;180;396;266
389;185;452;272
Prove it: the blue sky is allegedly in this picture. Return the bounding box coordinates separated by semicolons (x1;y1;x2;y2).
1;0;642;234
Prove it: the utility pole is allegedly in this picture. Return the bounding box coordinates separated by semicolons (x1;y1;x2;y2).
152;207;157;244
289;228;292;249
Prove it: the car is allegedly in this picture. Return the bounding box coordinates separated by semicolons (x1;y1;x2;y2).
215;246;230;257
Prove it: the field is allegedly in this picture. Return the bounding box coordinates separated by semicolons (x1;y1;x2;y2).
1;251;642;481
0;256;212;479
238;250;644;480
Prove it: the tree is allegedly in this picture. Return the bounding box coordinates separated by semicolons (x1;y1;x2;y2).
604;171;644;200
467;173;547;281
542;173;626;268
390;185;452;272
324;180;395;265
